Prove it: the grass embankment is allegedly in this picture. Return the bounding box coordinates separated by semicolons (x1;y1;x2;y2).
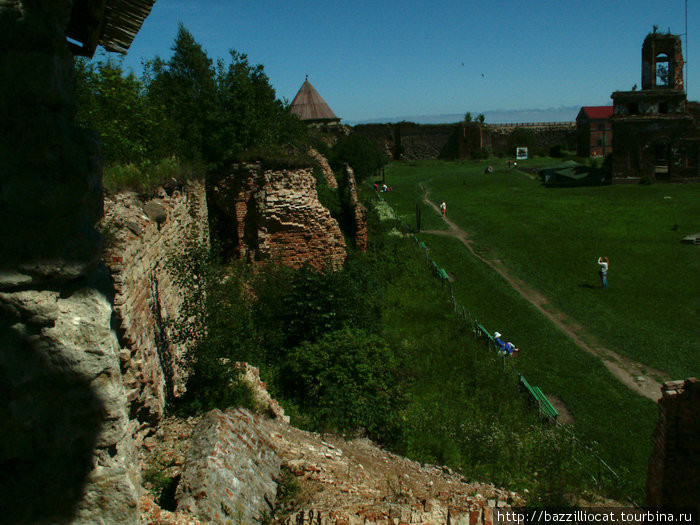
376;159;699;501
362;200;617;503
382;159;700;380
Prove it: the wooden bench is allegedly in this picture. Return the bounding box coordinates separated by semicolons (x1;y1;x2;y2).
519;374;559;421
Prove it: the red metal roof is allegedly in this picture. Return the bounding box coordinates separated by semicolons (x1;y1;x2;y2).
580;106;613;120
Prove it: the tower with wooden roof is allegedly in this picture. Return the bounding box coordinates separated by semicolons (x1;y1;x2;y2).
289;76;340;125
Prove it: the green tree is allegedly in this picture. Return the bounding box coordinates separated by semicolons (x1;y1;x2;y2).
329;133;388;181
213;50;307;158
147;23;219;164
74;57;157;164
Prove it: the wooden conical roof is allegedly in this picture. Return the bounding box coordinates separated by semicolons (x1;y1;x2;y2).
289;77;339;123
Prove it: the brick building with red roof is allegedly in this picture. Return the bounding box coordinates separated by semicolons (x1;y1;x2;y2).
576;106;614;158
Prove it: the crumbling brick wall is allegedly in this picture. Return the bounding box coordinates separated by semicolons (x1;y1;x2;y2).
103;182;209;427
208;163;347;270
646;378;700;507
344;164;368;251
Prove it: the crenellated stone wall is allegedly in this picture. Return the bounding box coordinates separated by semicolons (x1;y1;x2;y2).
646;377;700;507
102;182;209;428
208;163;347;270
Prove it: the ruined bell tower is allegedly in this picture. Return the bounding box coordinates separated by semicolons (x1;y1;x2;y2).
610;31;699;180
641;31;685;91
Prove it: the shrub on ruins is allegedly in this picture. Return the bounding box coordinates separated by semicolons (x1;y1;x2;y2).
166;235;262;413
329;133;389;181
280;327;407;443
249;258;383;367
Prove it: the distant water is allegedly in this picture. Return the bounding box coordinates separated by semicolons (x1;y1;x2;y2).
346;105;589;125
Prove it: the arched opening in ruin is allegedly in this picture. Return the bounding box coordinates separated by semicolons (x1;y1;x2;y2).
655;53;670;87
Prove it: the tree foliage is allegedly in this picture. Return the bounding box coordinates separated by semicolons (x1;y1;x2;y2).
74;23;310;173
74;58;168;163
329;133;388;181
146;23;219;164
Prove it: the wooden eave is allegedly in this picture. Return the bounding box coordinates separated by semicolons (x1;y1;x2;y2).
66;0;156;57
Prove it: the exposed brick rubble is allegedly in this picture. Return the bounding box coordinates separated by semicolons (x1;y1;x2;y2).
103;182;209;428
236;362;290;423
646;377;699;507
139;365;521;524
208;163;346;270
308;147;338;189
270;424;519;524
344;163;368;251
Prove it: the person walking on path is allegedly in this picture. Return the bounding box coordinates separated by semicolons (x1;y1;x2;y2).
597;256;609;289
440;201;447;217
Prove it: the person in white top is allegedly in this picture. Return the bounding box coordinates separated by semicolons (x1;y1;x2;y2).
440;201;446;216
597;256;609;289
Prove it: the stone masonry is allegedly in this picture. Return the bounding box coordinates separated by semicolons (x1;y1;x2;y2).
646;377;699;507
0;2;138;522
175;408;283;524
208;163;347;270
308;147;338;189
103;182;209;428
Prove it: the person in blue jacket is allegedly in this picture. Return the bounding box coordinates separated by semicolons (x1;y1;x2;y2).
494;331;518;356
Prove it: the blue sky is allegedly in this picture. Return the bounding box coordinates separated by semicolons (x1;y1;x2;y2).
118;0;700;123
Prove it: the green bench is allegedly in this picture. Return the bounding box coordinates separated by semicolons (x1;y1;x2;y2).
437;268;449;280
473;321;496;348
519;374;559;421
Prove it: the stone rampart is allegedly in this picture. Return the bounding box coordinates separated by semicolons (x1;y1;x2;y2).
103;182;209;427
353;122;577;160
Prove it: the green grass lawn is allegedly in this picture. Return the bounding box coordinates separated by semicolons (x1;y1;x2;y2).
416;233;656;498
378;159;700;380
369;158;699;502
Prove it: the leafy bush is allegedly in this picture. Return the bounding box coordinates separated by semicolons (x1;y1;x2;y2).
281;328;406;443
329;133;389;181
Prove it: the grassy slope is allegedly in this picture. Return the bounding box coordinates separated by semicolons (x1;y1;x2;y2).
381;159;700;380
374;158;700;499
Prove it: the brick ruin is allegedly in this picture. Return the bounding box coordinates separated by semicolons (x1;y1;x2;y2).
646;378;699;507
207;162;348;271
611;32;700;180
102;183;209;426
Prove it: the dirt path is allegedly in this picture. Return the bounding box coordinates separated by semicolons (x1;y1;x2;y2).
420;188;668;402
